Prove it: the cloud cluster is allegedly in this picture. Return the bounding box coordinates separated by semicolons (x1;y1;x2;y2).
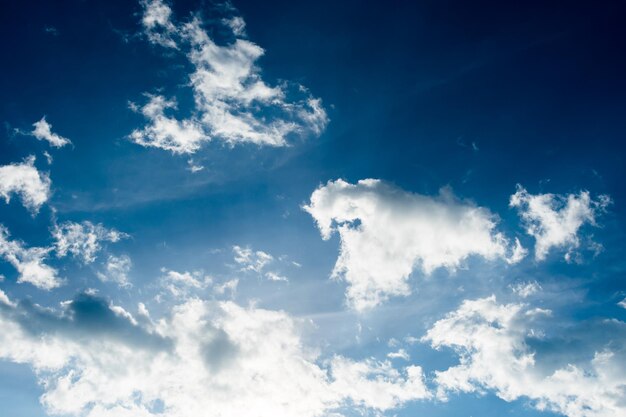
131;0;328;154
0;225;61;290
0;156;51;213
304;179;524;310
510;185;610;261
0;292;429;417
423;296;626;417
53;221;128;264
31;117;72;148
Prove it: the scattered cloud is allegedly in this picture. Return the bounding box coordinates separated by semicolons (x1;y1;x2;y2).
304;179;525;310
511;281;541;298
232;245;273;273
0;156;51;213
186;158;204;173
30;117;72;148
0;292;429;417
53;221;128;264
159;268;211;298
132;0;328;154
97;254;132;287
423;296;626;417
232;245;290;283
0;225;61;290
265;271;288;282
510;185;611;261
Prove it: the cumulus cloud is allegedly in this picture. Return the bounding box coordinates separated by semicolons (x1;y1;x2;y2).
510;185;611;261
53;221;128;264
131;0;328;154
423;296;626;417
0;225;61;290
30;117;72;148
304;179;524;310
97;255;132;287
0;292;429;417
0;156;51;213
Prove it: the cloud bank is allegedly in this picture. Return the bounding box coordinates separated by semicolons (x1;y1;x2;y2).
0;292;429;417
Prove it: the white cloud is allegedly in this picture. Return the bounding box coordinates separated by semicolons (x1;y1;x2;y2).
132;0;328;154
53;221;128;264
423;296;626;417
159;268;211;298
30;117;72;148
140;0;178;48
618;298;626;310
232;245;273;273
510;185;611;261
213;278;239;297
129;95;206;155
0;293;429;417
186;158;204;173
511;281;541;298
265;271;288;282
97;255;132;287
304;179;524;310
387;348;410;361
0;156;51;213
0;225;61;290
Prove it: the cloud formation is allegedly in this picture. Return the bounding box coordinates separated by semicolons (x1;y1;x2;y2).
0;225;61;290
304;179;523;310
0;156;51;213
31;117;72;148
510;186;611;261
423;296;626;417
131;0;328;154
0;292;429;417
53;221;128;264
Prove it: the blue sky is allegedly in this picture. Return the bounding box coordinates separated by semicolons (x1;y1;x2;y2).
0;1;625;416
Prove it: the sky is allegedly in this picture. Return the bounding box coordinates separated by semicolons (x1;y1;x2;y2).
0;1;625;416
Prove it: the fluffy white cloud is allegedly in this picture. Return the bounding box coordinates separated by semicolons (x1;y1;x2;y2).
510;185;611;261
129;95;206;155
0;156;51;213
0;225;61;290
132;0;328;154
0;292;429;417
31;117;72;148
423;296;626;417
53;221;128;264
97;255;132;287
304;179;524;310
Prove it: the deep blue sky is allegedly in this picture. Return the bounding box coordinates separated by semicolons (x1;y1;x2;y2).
0;1;625;417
